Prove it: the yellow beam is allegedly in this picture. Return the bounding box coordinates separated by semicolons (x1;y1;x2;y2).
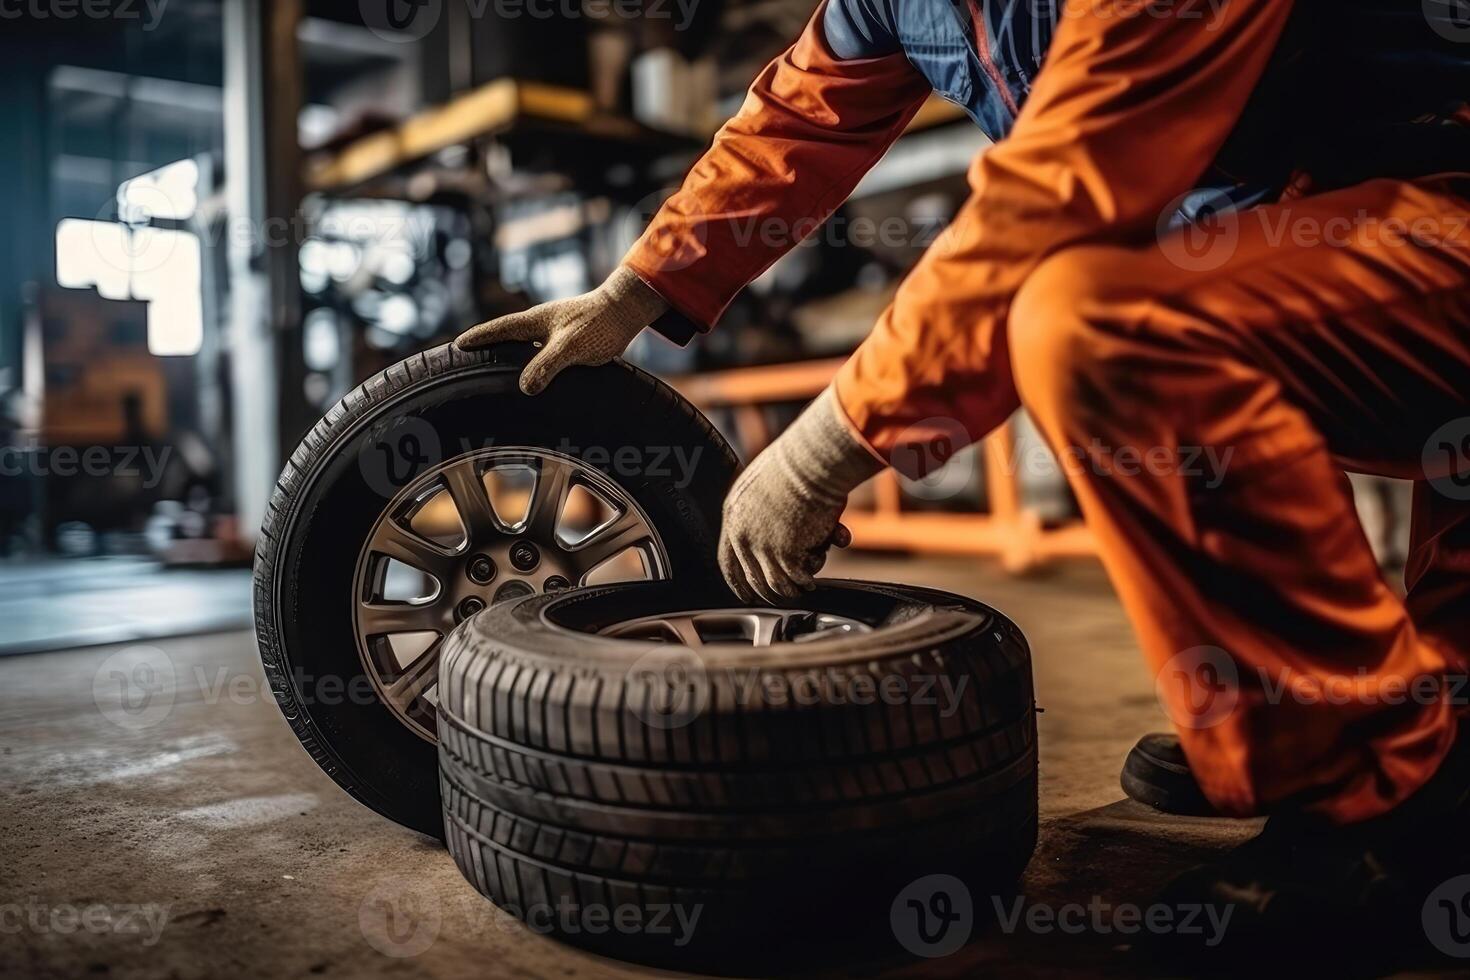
306;79;596;192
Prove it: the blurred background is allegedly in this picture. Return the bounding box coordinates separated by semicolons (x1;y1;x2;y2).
0;0;1412;656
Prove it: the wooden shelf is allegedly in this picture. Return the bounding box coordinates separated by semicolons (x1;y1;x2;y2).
306;78;696;193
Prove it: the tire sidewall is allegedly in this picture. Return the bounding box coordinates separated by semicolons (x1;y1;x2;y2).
266;356;734;836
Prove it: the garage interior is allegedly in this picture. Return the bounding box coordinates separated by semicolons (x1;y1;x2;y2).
0;0;1452;977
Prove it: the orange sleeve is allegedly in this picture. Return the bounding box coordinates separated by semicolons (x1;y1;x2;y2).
835;0;1296;474
622;2;930;333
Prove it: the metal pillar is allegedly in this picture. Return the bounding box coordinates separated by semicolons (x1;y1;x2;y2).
0;53;48;418
222;0;309;541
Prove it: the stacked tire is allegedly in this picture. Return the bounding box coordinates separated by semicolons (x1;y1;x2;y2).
254;345;1040;967
253;343;736;837
436;579;1038;966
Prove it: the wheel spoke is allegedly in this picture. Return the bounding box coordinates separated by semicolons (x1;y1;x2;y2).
355;446;672;743
657;615;706;649
750;612;785;647
373;520;455;576
525;457;575;538
359;601;442;637
385;639;442;711
570;510;650;574
442;459;497;543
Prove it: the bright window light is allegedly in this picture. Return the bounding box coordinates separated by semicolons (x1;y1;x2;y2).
56;218;131;300
132;230;202;356
118;158;199;222
54;218;204;356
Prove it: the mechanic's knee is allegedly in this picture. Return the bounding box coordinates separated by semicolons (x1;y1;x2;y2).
1009;246;1135;432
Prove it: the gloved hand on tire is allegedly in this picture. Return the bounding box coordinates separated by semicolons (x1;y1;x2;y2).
456;266;668;395
719;388;880;604
458;271;884;604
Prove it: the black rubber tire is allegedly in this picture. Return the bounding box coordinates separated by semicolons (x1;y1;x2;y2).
252;343;737;838
437;579;1039;966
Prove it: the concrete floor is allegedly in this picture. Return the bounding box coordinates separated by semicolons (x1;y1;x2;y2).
0;559;251;656
0;554;1441;978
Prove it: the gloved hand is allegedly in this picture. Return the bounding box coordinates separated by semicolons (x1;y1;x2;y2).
456;266;669;395
719;387;883;604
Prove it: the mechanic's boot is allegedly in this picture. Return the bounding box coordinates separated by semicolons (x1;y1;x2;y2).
1144;723;1470;966
1120;732;1220;817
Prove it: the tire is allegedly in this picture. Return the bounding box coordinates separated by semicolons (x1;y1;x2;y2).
437;579;1038;966
253;343;737;838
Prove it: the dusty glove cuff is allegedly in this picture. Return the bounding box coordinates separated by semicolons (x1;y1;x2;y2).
771;387;884;506
602;266;670;325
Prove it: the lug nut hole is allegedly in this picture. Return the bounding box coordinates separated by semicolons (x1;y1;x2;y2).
467;554;496;584
509;541;540;572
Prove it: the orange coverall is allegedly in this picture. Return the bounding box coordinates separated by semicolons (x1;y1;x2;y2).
623;1;1470;823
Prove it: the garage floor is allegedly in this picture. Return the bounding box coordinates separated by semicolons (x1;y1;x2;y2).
0;554;1446;978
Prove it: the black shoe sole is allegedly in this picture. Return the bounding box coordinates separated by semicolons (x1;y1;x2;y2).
1121;735;1221;817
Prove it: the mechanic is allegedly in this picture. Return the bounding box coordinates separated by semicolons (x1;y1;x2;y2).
457;0;1470;946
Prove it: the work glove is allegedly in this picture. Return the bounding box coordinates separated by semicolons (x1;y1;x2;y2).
719;387;883;604
455;266;669;395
